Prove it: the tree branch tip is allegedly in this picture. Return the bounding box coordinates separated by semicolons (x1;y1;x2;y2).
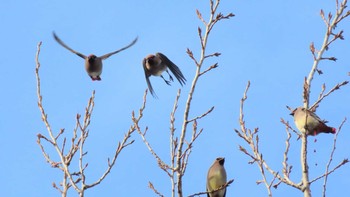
285;105;293;111
248;159;256;164
196;9;203;19
310;42;316;53
215;52;221;56
256;180;263;185
246;80;251;87
227;179;234;184
320;9;324;15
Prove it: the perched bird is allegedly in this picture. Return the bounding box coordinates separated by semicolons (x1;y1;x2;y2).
142;53;186;97
290;107;336;136
207;157;227;197
53;32;137;81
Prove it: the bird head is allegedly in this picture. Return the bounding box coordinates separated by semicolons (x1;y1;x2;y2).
145;54;155;64
216;157;225;166
88;54;97;63
290;109;296;116
290;107;304;116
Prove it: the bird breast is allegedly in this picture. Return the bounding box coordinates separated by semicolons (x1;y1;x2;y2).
85;58;102;73
295;113;318;132
146;61;167;76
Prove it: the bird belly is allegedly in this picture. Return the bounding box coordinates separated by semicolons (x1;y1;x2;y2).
207;172;226;196
89;71;101;77
147;63;167;76
295;114;318;133
153;68;166;76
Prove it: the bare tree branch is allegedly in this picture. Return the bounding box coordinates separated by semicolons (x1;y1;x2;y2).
305;0;349;108
321;118;349;196
176;1;234;196
149;182;165;197
187;106;215;123
36;41;141;196
301;1;350;196
309;81;349;110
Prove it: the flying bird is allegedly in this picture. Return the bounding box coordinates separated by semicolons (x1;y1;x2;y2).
207;157;227;197
53;32;137;81
290;107;336;136
142;53;186;97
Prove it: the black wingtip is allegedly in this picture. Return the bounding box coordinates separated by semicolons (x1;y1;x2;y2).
157;53;186;86
52;31;60;41
133;36;139;43
149;89;158;99
129;36;138;47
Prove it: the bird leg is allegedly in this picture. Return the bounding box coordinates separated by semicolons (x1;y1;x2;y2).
166;70;174;82
161;75;172;86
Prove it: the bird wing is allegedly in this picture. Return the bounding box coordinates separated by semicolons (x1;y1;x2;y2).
307;109;323;123
156;53;186;86
143;58;157;98
99;37;138;60
53;32;86;59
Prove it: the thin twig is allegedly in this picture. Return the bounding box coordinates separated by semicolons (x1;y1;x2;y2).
321;118;349;196
187;179;234;197
149;182;165;197
309;81;349;110
187;106;215;123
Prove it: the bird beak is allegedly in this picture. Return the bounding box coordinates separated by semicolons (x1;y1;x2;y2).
290;109;296;116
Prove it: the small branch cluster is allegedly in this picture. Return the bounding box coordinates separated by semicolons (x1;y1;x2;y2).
306;0;350;107
235;82;301;197
301;1;350;196
35;42;144;197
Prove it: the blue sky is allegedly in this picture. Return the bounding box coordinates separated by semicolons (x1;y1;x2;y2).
1;0;350;196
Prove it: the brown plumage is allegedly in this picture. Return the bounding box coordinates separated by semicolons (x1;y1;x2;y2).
207;157;227;197
142;52;186;97
53;32;137;81
290;107;336;136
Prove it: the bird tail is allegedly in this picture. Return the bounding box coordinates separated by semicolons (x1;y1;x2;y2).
331;127;337;134
313;123;336;135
